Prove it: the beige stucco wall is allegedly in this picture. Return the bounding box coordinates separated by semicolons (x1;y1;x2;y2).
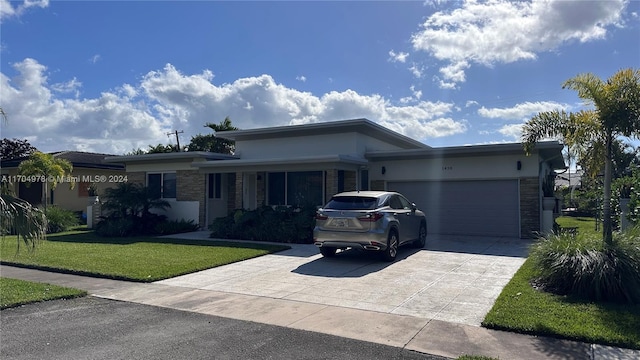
235;132;412;160
369;154;540;183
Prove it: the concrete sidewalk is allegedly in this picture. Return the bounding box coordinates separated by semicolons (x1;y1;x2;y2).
2;265;638;360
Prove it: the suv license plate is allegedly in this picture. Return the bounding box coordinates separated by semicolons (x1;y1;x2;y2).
334;219;348;228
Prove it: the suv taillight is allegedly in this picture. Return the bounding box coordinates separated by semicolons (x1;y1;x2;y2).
357;212;383;222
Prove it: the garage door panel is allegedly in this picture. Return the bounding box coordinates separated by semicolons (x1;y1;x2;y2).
388;180;519;237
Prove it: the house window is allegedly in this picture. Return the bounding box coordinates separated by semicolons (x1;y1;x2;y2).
148;172;176;199
267;171;323;206
267;172;286;205
208;173;222;199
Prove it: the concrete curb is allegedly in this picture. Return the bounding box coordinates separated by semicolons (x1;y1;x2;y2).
3;265;638;359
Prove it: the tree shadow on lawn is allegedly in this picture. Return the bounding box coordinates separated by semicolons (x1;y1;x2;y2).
45;232;289;251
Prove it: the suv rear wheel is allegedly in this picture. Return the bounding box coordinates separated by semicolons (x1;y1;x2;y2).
319;247;337;257
383;230;398;262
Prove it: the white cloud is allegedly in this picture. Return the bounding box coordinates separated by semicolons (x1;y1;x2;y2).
465;100;479;108
436;78;457;90
409;63;424;78
89;54;101;64
0;0;48;21
381;117;468;139
478;101;570;120
296;75;306;82
0;58;466;153
411;0;628;87
51;77;82;98
410;85;422;100
498;124;525;140
388;50;409;63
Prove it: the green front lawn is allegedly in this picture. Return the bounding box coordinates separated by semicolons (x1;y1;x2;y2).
1;277;86;309
1;230;289;282
483;258;640;349
556;216;599;237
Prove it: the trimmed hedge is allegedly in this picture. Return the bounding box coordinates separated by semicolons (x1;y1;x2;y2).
209;205;316;244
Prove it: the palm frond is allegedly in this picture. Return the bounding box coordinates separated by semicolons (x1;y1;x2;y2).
521;110;571;155
0;194;47;252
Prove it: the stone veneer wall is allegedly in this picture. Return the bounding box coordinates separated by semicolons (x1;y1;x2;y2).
176;170;206;226
325;170;338;203
227;173;237;213
520;177;540;238
125;171;146;185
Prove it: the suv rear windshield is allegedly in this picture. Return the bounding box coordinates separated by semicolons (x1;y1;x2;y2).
324;196;379;210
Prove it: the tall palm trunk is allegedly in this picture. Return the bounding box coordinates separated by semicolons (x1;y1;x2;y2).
602;134;613;244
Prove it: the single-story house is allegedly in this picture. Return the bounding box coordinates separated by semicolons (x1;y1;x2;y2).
104;118;565;238
1;151;126;215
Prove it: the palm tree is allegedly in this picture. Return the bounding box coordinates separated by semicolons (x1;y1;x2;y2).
188;116;238;154
18;151;74;210
0;107;47;250
522;68;640;243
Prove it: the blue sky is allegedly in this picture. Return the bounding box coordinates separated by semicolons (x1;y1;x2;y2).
1;0;639;154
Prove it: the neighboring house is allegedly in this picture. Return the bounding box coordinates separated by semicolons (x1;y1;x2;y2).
555;169;583;190
1;151;125;215
104;118;565;238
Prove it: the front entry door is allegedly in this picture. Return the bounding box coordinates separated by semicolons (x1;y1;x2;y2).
207;173;228;226
243;173;257;210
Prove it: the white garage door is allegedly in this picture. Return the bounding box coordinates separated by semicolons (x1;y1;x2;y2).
388;180;520;237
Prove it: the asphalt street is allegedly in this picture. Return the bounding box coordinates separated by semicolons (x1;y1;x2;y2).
1;297;445;360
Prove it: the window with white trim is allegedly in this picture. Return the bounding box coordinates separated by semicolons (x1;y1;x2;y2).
208;173;222;199
147;172;176;199
267;171;323;206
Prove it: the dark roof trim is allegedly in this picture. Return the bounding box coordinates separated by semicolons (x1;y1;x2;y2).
103;151;239;164
1;151;124;170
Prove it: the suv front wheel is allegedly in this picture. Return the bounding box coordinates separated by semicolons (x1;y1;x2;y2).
382;230;398;262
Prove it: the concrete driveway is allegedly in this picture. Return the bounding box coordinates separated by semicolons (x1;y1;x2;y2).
158;234;530;326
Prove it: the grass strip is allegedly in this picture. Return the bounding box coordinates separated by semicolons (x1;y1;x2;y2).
0;277;86;309
483;258;640;350
1;230;290;282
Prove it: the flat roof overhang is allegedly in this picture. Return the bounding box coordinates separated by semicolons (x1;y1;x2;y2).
366;141;566;170
217;118;430;150
103;151;238;166
192;154;369;173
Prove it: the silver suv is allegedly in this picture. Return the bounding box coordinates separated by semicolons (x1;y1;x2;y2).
313;191;427;261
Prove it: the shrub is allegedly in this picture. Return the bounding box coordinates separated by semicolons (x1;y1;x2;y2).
95;182;172;237
154;219;200;235
530;228;640;303
94;216;135;237
43;206;79;233
209;204;316;244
